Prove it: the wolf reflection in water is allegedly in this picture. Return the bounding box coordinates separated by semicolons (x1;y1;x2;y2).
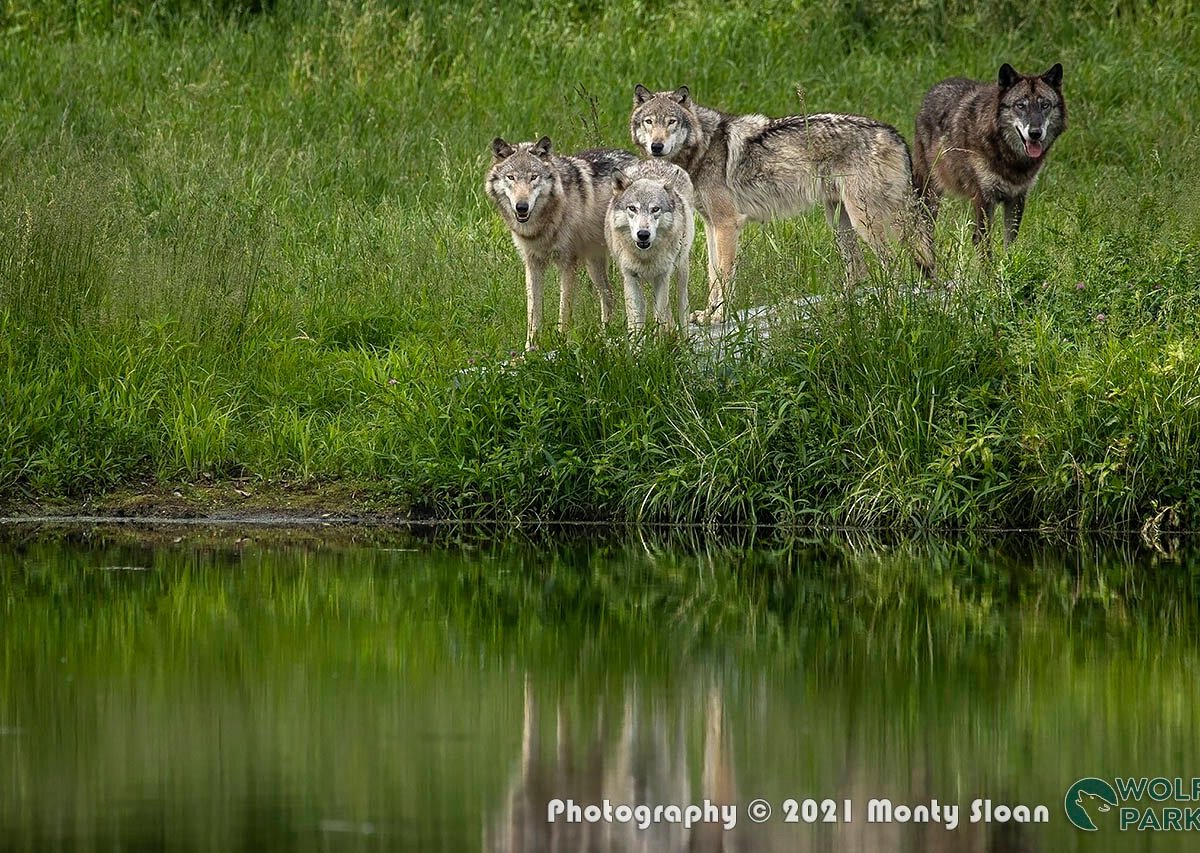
484;678;1034;853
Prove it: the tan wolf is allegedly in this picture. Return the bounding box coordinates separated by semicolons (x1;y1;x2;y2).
912;63;1066;252
630;85;933;324
605;159;696;332
486;136;637;349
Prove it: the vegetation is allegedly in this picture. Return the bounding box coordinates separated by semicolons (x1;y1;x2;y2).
1;0;1197;528
5;526;1197;676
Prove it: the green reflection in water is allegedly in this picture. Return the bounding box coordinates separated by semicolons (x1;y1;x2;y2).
1;526;1197;852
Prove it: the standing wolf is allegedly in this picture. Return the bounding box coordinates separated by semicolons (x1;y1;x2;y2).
486;136;637;349
913;63;1066;252
630;85;933;324
605;160;695;332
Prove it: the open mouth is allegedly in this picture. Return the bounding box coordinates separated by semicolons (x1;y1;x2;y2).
636;240;652;250
515;212;531;223
1023;137;1044;159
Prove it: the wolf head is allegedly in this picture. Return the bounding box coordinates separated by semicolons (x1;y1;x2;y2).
486;136;557;228
611;168;679;251
630;85;695;160
997;63;1066;161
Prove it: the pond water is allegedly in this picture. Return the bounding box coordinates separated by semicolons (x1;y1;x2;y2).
1;523;1197;852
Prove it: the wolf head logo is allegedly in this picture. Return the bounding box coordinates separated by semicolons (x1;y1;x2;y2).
1064;778;1119;831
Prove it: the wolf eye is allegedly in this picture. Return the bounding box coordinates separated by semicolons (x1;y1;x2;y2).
1014;100;1027;112
505;173;516;181
650;206;661;214
643;118;653;127
666;118;677;127
1038;98;1051;109
529;173;539;182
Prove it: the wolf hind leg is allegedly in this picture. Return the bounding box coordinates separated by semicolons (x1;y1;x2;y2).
883;194;936;283
824;200;869;286
585;255;615;326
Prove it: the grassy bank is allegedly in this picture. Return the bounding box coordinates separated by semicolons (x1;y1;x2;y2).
1;0;1198;528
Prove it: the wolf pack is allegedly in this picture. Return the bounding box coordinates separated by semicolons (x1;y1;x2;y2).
486;64;1067;350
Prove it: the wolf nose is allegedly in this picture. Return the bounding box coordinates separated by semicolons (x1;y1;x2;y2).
1027;127;1044;141
650;142;664;156
636;229;651;242
515;201;529;215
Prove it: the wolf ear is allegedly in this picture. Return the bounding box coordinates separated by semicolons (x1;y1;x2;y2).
634;84;652;105
492;138;514;160
998;63;1020;89
1042;63;1063;88
611;168;631;194
531;136;552;158
670;86;690;106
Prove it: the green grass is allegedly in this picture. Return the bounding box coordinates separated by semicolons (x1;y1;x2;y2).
1;0;1198;528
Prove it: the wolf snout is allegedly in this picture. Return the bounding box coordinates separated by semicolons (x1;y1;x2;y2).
1027;127;1044;141
650;142;664;156
514;201;530;221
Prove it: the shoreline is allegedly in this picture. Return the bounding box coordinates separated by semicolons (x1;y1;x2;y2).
1;481;1192;542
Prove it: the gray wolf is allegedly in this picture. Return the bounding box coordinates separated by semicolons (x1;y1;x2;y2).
630;84;933;324
486;136;637;349
913;63;1066;252
605;159;696;332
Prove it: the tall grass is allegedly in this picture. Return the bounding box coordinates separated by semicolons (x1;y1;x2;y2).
0;0;1197;528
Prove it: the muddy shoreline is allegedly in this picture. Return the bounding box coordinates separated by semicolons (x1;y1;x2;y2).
0;479;411;523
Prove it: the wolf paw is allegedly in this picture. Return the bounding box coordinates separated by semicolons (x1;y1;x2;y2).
689;304;726;326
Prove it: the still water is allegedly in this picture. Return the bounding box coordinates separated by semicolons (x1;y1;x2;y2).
1;523;1197;851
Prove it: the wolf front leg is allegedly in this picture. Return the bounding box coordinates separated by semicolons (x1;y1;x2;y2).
970;193;997;251
673;246;691;331
696;210;742;325
650;269;674;329
556;261;579;335
911;204;937;281
1002;194;1026;247
523;255;547;350
697;216;721;325
622;269;647;333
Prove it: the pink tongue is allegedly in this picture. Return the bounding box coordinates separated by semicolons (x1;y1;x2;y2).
1025;140;1044;159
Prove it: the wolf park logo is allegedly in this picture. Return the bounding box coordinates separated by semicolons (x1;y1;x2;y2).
1064;777;1200;832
